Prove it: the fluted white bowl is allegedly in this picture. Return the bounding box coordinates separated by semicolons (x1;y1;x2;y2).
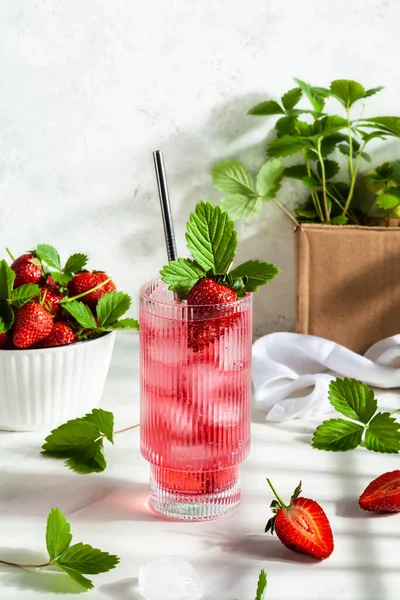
0;331;116;431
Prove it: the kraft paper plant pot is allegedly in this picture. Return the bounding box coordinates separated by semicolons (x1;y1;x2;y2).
0;331;116;431
295;224;400;354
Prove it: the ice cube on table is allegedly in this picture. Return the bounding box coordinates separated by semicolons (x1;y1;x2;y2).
138;556;202;600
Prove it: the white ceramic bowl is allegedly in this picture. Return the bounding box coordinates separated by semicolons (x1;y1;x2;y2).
0;331;116;431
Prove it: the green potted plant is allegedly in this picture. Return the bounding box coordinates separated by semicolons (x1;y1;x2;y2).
211;79;400;354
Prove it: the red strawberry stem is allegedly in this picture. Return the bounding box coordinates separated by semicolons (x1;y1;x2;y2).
0;559;51;569
6;248;15;262
266;478;288;509
61;278;112;303
114;423;140;435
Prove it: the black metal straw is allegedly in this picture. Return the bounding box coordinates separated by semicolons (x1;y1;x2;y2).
153;150;178;263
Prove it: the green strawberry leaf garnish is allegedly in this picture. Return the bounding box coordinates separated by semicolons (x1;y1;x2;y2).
186;201;237;274
96;291;131;327
230;260;280;293
0;259;16;301
63;301;98;329
312;378;400;453
64;253;88;275
9;283;41;308
42;409;114;474
160;258;206;298
35;244;62;271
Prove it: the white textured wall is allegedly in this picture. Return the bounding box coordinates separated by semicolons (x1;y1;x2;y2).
1;0;400;336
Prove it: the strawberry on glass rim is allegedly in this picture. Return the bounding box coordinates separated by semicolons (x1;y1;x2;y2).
160;201;280;351
265;478;334;560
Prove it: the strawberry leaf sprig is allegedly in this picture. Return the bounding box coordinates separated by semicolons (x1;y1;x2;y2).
0;507;119;590
34;243;88;286
63;290;139;338
160;201;280;298
42;408;139;474
0;260;40;332
312;378;400;453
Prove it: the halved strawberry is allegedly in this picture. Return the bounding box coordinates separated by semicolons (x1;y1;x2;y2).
265;479;334;560
11;253;43;287
67;271;116;308
37;322;78;348
359;470;400;512
13;302;53;348
187;278;240;352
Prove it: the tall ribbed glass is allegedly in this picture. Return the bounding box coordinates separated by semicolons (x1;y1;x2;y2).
140;280;252;520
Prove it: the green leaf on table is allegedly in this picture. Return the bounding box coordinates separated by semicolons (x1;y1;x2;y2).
110;318;139;330
64;253;88;275
364;412;400;453
275;115;297;136
56;542;119;574
376;193;400;210
256;159;284;198
84;408;114;444
160;257;206;298
255;568;268;600
281;87;302;111
230;260;280;292
317;159;340;180
66;439;106;474
328;378;377;424
211;160;255;195
42;412;113;474
56;564;94;590
0;301;14;333
36;244;62;271
293;78;325;112
9;283;40;308
186;201;237;274
330;215;348;225
63;301;97;329
330;80;366;108
220;194;262;220
312;419;364;451
46;508;72;561
247;100;285;116
0;259;16;301
96;291;131;327
268;135;312;158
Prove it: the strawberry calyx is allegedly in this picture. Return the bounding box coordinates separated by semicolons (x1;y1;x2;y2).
265;479;302;535
206;270;248;297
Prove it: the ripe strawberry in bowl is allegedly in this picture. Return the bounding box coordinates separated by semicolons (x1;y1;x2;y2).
0;244;138;431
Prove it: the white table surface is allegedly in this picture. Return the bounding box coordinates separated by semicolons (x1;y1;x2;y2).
1;333;400;600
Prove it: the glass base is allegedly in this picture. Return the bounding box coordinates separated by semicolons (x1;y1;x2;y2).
149;465;241;521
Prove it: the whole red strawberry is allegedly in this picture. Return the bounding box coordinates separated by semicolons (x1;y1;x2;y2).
0;331;11;348
265;479;334;560
187;278;239;352
40;286;64;315
37;322;78;348
11;253;43;287
359;470;400;512
67;272;116;308
13;302;53;348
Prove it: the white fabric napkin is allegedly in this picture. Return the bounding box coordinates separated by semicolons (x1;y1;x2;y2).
252;332;400;422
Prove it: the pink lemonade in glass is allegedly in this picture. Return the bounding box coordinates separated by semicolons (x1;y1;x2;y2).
140;280;252;520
